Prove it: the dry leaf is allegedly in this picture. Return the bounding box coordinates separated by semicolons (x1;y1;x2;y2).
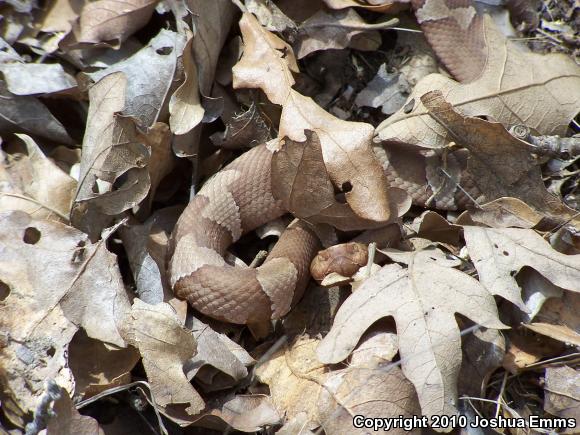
414;210;461;245
377;15;580;146
120;206;183;308
68;330;140;400
129;299;204;415
295;8;394;59
85;29;187;129
318;365;420;435
0;82;73;145
188;0;236;95
72;73;173;238
233;13;398;229
255;336;327;427
191;394;281;432
169;36;204;135
46;387;105;435
544;366;580;428
245;0;297;34
188;316;254;388
0;211;130;427
463;226;580;311
523;323;580;347
77;0;158;45
318;248;506;420
456;197;544;229
0;63;77;95
419;91;579;224
0;134;77;220
323;0;410;13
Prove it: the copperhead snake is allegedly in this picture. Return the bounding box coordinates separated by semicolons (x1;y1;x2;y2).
168;143;482;325
168;0;491;325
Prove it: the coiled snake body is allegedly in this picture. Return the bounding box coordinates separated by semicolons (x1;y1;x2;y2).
168;143;481;324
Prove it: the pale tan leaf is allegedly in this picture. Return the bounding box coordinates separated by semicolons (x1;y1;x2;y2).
544;366;580;426
523;323;580;347
295;9;395;59
130;299;204;414
0;134;76;221
463;226;580;310
232;13;298;106
318;365;420;435
377;15;580;146
0;211;130;426
255;336;327;426
169;36;204;135
77;0;159;45
323;0;410;13
318;249;506;420
456;197;544;229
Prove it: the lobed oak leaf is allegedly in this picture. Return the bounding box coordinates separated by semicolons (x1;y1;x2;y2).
317;248;506;423
463;226;580;311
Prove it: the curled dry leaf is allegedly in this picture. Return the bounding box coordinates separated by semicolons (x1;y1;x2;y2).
295;8;395;59
169;36;205;135
72;73;174;238
323;0;410;13
188;0;236;96
377;15;580;146
318;248;506;421
0;134;77;221
413;210;461;245
233;13;399;229
128;299;204;415
191;394;281;432
188;316;254;388
463;226;580;311
456;197;544;229
77;0;159;45
68;330;140;400
420;91;580;225
120;206;183;310
0;211;130;427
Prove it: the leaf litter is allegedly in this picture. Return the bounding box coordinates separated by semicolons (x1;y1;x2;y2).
0;0;579;434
